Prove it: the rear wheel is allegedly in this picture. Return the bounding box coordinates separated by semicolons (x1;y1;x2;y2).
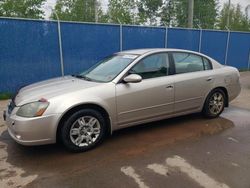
60;109;107;152
203;89;226;118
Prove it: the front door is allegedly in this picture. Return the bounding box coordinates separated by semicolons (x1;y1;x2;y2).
115;53;175;126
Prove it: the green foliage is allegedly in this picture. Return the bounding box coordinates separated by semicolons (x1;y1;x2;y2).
0;0;46;19
51;0;102;22
104;0;137;24
174;0;188;27
193;0;218;29
161;0;218;29
137;0;163;25
160;0;178;27
0;92;12;100
218;3;250;31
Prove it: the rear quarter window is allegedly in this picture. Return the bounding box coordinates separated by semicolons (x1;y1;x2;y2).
203;57;213;70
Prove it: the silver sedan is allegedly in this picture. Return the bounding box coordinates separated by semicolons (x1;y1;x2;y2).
3;48;241;152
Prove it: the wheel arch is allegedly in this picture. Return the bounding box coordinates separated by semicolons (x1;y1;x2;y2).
56;103;112;142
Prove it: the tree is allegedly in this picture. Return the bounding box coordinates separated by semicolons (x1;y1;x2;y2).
137;0;163;25
174;0;188;27
160;0;179;27
218;3;250;31
160;0;218;29
104;0;137;24
193;0;218;29
0;0;46;19
51;0;102;22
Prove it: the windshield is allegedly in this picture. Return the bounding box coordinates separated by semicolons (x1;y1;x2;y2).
79;54;138;82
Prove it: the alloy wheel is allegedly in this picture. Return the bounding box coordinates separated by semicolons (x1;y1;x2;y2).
69;116;101;147
208;92;224;115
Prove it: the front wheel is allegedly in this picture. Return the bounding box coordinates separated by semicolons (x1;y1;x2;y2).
203;89;226;118
60;109;107;152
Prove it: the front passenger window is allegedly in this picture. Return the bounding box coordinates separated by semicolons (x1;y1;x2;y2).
130;53;169;79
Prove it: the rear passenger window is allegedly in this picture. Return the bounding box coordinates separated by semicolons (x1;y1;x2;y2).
173;53;204;74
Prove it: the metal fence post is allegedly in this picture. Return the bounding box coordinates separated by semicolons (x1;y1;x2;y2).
47;6;64;76
224;27;231;65
198;25;202;52
118;19;123;52
165;26;168;48
248;49;250;71
54;13;64;76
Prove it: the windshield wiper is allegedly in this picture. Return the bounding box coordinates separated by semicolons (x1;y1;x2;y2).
72;74;93;81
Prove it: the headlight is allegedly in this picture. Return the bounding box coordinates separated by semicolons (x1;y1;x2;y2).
16;101;49;118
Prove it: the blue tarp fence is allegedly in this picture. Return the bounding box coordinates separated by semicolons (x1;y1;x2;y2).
0;17;250;92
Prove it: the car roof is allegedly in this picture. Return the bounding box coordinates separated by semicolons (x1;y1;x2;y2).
116;48;221;68
117;48;202;55
117;49;153;55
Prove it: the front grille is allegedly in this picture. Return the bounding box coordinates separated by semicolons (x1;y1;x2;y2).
8;100;15;114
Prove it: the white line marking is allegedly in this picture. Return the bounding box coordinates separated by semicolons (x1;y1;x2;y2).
147;164;169;176
231;162;239;167
0;144;37;188
228;137;239;143
121;166;149;188
166;155;230;188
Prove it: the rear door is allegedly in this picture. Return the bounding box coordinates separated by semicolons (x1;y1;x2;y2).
171;52;214;113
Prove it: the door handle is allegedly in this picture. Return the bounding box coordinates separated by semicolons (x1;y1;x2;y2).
166;85;174;89
206;77;213;81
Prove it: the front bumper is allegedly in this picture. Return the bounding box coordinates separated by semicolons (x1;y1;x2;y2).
3;110;61;146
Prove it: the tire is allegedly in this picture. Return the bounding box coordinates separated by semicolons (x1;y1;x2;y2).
202;89;226;118
60;109;107;152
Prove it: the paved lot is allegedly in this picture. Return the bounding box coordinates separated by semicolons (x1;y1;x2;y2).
0;72;250;188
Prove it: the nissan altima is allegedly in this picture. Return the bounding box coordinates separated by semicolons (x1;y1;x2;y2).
3;48;241;152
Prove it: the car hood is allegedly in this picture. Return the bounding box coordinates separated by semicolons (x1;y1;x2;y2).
14;76;102;106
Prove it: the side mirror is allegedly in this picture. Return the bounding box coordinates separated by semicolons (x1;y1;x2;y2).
123;74;142;83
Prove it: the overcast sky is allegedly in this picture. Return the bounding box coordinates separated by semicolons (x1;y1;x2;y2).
43;0;250;19
220;0;249;8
